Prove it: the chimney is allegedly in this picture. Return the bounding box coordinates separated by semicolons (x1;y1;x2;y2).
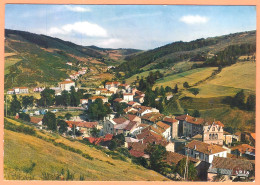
194;145;197;150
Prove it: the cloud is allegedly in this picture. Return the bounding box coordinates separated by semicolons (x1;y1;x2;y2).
48;21;108;37
65;5;91;12
98;38;122;48
180;15;209;24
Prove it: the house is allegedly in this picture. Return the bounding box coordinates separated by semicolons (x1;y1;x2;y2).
125;114;141;123
59;80;75;91
208;157;254;181
154;121;171;141
66;121;99;137
127;101;140;107
163;116;179;139
202;121;224;145
7;89;15;94
175;114;206;137
241;132;255;146
8;87;29;94
123;93;134;102
105;81;120;91
88;96;108;104
223;131;233;146
136;106;159;117
131;123;150;136
30;117;43;129
184;140;227;163
231;144;255;159
95;88;107;95
101;91;114;97
103;117;128;135
166;151;199;166
133;95;145;104
80;99;88;105
141;112;164;124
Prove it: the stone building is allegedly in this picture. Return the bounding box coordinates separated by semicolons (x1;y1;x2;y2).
202;121;224;145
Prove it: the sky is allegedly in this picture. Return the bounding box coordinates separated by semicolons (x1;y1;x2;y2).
5;5;256;50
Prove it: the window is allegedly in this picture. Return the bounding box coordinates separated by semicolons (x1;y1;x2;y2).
212;127;215;131
209;134;212;140
216;134;218;139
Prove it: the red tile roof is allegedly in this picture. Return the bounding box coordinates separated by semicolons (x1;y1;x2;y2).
112;117;128;124
231;144;255;154
59;80;74;84
166;152;199;165
66;121;98;128
163;117;178;123
90;96;106;100
30;117;42;124
185;140;227;155
113;98;123;102
156;121;171;130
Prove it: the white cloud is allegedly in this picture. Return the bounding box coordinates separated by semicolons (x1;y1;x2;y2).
65;5;91;12
48;21;108;37
180;15;209;25
98;38;122;48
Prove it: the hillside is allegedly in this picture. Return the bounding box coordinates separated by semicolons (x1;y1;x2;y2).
119;30;256;77
4;118;168;181
4;29;140;89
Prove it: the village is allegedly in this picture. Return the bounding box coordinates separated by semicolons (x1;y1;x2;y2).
4;62;256;182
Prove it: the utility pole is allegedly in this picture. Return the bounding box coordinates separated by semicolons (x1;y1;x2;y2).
5;95;8;117
184;148;189;181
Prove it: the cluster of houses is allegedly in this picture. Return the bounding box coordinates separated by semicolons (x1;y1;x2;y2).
11;77;255;182
7;87;29;94
69;67;87;80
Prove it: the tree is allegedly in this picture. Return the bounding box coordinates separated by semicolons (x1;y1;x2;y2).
192;110;200;117
233;90;245;109
88;98;110;120
90;127;100;138
108;140;117;150
61;90;71;107
173;84;178;93
246;94;255;111
176;158;197;181
22;96;34;109
189;88;200;96
42;112;57;131
9;95;21;116
19;112;30;122
112;133;125;147
160;86;165;97
143;88;156;107
70;86;80;106
65;113;73;120
183;82;190;88
165;86;172;93
145;144;167;173
38;88;55;107
57;119;68;134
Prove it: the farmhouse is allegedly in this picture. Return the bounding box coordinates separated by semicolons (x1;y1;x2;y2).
59;80;75;91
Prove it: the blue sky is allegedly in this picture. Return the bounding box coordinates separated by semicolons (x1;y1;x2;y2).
5;5;256;50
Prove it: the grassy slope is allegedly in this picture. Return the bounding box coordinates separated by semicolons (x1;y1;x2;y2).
154;67;217;89
4;118;168;181
163;62;255;132
184;62;256;98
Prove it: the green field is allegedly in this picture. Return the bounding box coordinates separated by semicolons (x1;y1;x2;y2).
4;118;168;181
154;67;217;89
126;69;164;84
184;62;256;98
4;57;22;75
